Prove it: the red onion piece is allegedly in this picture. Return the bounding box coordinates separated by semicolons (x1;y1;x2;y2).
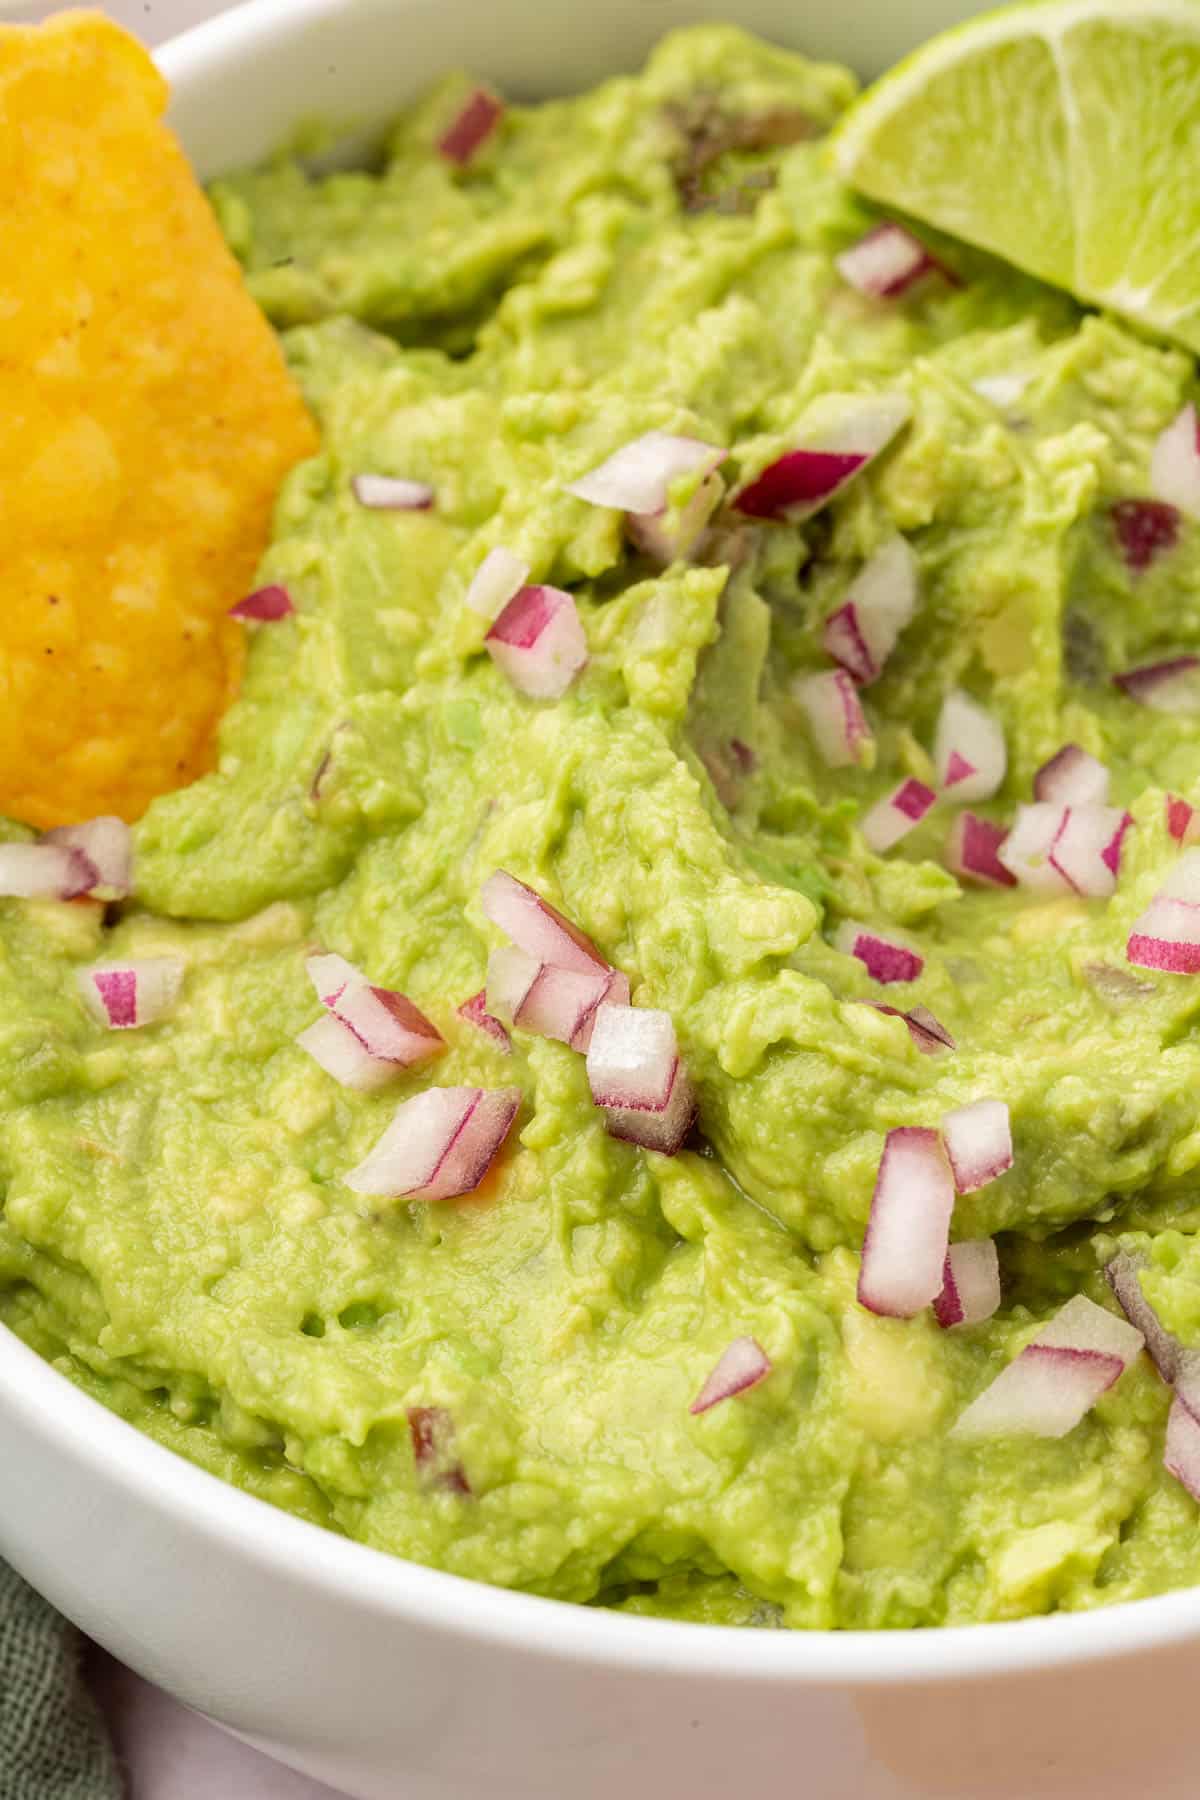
586;1003;679;1111
934;691;1006;801
690;1337;771;1415
437;87;503;164
229;584;293;621
860;777;935;854
42;816;132;898
486;944;541;1024
1165;1394;1200;1502
481;870;607;975
458;989;512;1052
951;1295;1143;1439
1167;794;1200;845
944;812;1016;888
1048;804;1131;898
566;432;724;516
627;471;724;564
794;668;873;769
345;1085;521;1200
941;1097;1012;1194
822;535;919;685
1150;403;1200;520
835;221;944;298
465;546;529;620
734;394;910;521
352;473;435;512
1112;498;1180;571
604;1057;696;1155
933;1239;1001;1329
407;1407;471;1495
297;1012;402;1091
1127;895;1200;972
328;984;443;1068
570;967;630;1053
78;957;184;1030
485;585;588;701
996;803;1072;895
0;842;98;900
517;962;611;1047
835;921;923;984
306;951;361;1007
1105;1252;1178;1382
857;1126;956;1318
853;1000;956;1055
1114;656;1200;714
1033;744;1109;808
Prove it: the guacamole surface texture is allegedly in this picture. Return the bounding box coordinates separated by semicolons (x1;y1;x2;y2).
7;24;1200;1629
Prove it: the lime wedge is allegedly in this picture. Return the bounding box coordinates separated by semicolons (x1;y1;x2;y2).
831;0;1200;352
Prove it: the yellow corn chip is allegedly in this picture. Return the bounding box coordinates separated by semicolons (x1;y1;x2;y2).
0;11;318;829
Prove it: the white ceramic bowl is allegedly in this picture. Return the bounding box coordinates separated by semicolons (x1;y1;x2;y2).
4;3;1200;1795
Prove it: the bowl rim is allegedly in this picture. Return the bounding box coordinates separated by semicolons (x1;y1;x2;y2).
19;0;1186;1686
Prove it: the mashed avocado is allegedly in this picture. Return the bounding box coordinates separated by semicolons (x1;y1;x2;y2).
6;24;1200;1628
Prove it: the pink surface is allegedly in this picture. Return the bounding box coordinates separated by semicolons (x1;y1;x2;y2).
89;1651;350;1799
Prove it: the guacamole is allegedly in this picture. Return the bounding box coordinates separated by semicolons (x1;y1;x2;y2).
7;23;1200;1629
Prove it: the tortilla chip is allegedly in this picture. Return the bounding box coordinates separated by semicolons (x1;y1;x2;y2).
0;11;318;829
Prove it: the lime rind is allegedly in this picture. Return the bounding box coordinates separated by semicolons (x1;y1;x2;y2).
831;0;1200;352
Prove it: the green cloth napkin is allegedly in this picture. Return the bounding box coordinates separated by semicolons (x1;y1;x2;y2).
0;1561;121;1799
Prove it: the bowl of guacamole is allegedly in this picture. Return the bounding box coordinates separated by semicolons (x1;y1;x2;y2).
8;0;1200;1794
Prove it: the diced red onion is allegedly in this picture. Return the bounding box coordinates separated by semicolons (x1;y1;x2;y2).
1112;498;1180;572
485;585;588;701
229;584;293;621
586;1003;679;1111
857;1126;955;1319
485;944;541;1023
835;921;923;985
853;1000;955;1055
345;1085;521;1200
352;473;434;512
1150;403;1200;520
794;669;873;769
933;1239;1001;1329
822;535;919;685
1127;895;1200;972
604;1057;696;1155
734;394;910;521
1165;1394;1200;1502
1048;804;1131;899
481;870;607;975
1167;794;1200;845
0;842;98;901
297;1012;402;1091
627;472;724;564
972;371;1030;409
860;777;935;853
42;816;132;899
407;1406;471;1495
835;222;944;298
566;431;724;516
437;87;503;164
1114;656;1200;714
941;1097;1012;1194
518;962;610;1046
458;989;512;1052
1175;1350;1200;1425
571;968;630;1053
996;803;1071;894
306;951;361;1007
689;1337;771;1415
944;812;1016;888
327;984;443;1068
1033;744;1109;808
951;1294;1143;1439
78;957;184;1030
1105;1251;1178;1382
1161;849;1200;904
934;691;1006;801
465;546;529;620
